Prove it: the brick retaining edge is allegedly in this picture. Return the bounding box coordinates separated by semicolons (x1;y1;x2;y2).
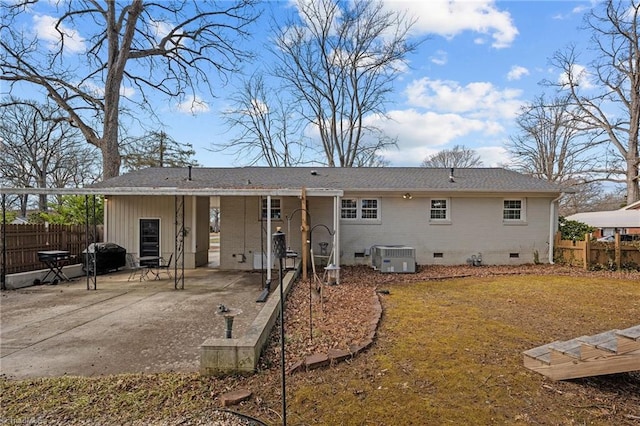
287;291;383;375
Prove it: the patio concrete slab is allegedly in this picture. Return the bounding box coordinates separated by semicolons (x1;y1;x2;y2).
0;267;267;380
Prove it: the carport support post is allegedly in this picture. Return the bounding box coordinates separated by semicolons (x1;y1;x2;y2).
301;188;308;281
273;229;287;426
84;195;97;290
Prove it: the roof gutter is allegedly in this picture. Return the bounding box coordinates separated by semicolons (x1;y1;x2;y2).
0;187;343;197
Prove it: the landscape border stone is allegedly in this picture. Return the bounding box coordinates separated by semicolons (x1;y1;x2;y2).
289;290;383;374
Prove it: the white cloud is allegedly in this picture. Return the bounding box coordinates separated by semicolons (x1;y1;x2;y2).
384;109;496;148
365;108;505;166
368;74;529;166
120;86;136;98
33;14;86;53
149;19;187;50
476;146;510;167
558;63;594;89
383;0;518;48
430;50;448;66
176;95;210;114
150;19;173;42
79;80;135;99
380;144;510;168
404;77;523;120
507;65;529;81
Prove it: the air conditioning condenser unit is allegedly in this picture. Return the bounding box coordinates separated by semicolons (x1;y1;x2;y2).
371;245;416;273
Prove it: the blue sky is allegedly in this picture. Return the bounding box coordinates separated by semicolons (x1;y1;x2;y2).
5;0;600;169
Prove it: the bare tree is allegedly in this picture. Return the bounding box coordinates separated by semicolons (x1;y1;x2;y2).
121;131;200;172
508;94;598;182
547;0;640;203
219;74;307;166
559;180;610;215
0;0;257;179
508;94;606;213
0;98;100;215
421;145;483;168
270;0;418;167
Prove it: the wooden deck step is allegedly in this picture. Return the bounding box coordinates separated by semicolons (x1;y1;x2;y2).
617;325;640;354
618;325;640;340
579;330;618;354
523;341;562;365
548;336;589;362
523;325;640;381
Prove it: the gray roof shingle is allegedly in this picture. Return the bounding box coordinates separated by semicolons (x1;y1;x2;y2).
90;167;564;194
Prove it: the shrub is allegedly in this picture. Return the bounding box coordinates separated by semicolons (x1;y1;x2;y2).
558;216;595;241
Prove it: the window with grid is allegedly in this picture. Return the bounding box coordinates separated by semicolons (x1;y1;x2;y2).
360;199;378;219
341;199;358;219
430;199;448;220
503;199;522;220
261;198;281;220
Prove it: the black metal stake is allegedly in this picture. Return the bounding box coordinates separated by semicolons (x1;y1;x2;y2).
273;229;287;426
278;255;286;426
309;270;313;342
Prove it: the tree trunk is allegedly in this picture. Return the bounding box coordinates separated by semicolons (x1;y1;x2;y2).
100;0;143;179
627;155;640;204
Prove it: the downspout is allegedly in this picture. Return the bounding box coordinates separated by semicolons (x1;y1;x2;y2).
548;193;563;264
267;196;272;283
334;195;340;284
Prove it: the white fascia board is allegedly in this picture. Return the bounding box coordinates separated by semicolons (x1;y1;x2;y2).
0;187;343;197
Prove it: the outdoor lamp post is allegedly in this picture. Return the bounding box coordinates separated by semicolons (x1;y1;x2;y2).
273;228;287;426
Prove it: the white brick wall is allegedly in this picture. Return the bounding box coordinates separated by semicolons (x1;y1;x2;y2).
110;192;555;271
339;194;552;265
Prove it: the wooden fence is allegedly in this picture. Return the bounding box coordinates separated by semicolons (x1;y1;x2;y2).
554;232;640;270
0;224;103;274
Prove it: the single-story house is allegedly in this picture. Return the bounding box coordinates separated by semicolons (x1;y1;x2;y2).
88;167;565;275
567;205;640;238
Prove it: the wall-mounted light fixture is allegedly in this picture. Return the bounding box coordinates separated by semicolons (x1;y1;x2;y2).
403;193;412;200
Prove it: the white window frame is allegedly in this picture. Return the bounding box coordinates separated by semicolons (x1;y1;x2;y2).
503;198;526;222
360;198;379;219
341;198;358;219
261;197;282;220
341;197;380;221
429;198;450;222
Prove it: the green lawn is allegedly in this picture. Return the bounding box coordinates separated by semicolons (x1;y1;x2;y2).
287;275;640;425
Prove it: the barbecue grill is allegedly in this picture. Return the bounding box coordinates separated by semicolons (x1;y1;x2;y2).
82;243;127;274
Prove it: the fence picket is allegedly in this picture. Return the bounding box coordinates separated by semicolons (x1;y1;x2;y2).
554;231;640;270
0;224;103;274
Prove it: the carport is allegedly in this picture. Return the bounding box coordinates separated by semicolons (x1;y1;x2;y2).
1;183;343;291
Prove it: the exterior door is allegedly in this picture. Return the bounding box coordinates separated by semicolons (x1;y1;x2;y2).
140;219;160;261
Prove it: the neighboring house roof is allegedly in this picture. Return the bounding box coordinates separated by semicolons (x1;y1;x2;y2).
567;210;640;229
623;200;640;210
89;167;564;195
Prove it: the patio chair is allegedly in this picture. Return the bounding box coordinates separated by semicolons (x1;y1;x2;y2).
126;254;146;281
157;253;173;279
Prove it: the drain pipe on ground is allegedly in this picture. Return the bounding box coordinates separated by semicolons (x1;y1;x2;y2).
548;193;564;264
